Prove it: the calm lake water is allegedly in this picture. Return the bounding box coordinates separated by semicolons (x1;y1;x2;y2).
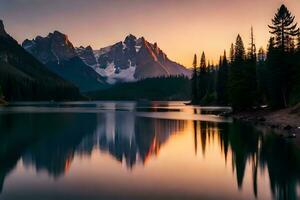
0;101;299;200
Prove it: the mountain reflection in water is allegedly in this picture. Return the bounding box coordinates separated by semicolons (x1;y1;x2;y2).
0;102;299;200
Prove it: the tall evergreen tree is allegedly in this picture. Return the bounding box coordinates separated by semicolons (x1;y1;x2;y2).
217;51;229;104
229;34;256;110
198;52;207;101
191;54;198;103
200;52;206;72
267;4;299;107
235;35;246;62
245;27;258;106
248;26;257;61
268;4;299;52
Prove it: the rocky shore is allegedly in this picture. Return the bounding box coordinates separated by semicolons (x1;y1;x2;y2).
232;103;300;140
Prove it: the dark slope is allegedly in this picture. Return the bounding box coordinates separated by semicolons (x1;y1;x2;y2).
0;20;80;101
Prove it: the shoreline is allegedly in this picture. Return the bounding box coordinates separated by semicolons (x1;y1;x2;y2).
232;105;300;143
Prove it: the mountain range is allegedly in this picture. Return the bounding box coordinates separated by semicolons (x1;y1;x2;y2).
23;32;191;87
0;19;191;100
78;34;191;84
0;20;80;101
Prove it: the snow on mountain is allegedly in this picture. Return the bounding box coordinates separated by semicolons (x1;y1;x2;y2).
77;34;191;84
23;31;191;87
95;61;137;84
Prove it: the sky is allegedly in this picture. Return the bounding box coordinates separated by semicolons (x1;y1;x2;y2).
1;0;300;67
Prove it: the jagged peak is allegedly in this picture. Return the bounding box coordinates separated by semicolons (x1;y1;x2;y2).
22;30;77;63
86;45;93;51
52;30;66;36
77;45;93;52
140;36;146;42
124;34;137;42
52;30;69;41
37;30;69;44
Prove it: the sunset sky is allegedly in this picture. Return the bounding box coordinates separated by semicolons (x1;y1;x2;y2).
1;0;300;67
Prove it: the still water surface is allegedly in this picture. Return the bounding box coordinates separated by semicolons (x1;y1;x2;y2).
0;101;299;200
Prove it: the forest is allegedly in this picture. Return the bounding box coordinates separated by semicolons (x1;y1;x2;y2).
87;76;191;100
191;4;300;111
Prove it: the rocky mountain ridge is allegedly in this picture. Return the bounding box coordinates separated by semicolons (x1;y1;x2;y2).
77;34;191;83
22;31;108;92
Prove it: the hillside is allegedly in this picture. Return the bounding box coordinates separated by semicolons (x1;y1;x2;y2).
0;20;80;101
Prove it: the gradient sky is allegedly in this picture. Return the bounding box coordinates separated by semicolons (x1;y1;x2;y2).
1;0;300;67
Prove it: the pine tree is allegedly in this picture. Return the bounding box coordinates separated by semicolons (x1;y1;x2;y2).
200;52;206;73
230;43;235;63
229;34;255;110
245;27;258;107
267;4;299;107
268;4;299;52
193;54;198;68
248;26;257;61
235;35;246;62
198;52;207;101
217;51;229;104
191;54;198;103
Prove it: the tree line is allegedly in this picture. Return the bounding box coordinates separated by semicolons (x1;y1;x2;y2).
89;75;191;101
191;4;300;111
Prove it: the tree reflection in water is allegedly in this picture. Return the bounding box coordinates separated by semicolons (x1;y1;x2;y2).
0;112;299;200
193;121;300;200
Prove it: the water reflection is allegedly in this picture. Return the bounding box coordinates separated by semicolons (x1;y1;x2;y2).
96;113;186;168
193;122;300;200
0;104;299;200
0;112;187;185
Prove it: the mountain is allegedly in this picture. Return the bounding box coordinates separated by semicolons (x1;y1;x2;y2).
76;46;98;67
77;34;191;84
22;31;108;92
0;20;80;101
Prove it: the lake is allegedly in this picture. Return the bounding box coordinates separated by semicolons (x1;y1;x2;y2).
0;101;299;200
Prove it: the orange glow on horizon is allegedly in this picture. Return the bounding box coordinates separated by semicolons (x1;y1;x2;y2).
2;0;300;66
